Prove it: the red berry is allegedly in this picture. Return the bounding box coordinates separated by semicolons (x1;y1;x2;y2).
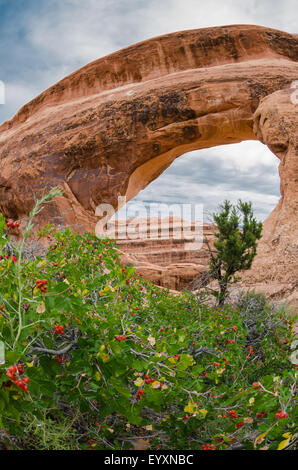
252;382;260;389
274;409;288;420
54;324;64;335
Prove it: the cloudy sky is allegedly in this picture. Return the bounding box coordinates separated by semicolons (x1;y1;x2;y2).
0;0;296;221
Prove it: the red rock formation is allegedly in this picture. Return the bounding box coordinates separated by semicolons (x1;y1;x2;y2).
0;25;297;298
242;89;298;302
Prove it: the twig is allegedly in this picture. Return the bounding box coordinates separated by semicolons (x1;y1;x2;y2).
30;341;76;356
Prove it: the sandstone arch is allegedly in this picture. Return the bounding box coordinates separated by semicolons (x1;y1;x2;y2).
0;25;297;298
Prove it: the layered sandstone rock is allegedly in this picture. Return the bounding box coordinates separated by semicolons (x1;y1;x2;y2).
0;25;297;299
107;217;216;290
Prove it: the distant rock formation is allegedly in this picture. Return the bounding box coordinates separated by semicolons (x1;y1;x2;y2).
0;25;297;300
107;217;216;290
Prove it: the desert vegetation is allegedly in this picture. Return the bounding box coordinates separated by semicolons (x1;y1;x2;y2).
0;191;296;450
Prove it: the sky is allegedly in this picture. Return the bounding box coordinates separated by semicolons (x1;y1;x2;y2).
0;0;296;221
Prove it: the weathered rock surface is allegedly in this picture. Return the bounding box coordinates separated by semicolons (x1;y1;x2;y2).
0;25;297;299
241;89;298;303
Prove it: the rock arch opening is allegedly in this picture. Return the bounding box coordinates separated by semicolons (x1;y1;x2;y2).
111;140;285;294
115;141;280;223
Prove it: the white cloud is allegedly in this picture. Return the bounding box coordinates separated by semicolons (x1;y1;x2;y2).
137;0;297;38
175;141;279;172
26;0;297;70
28;4;116;65
0;82;39;123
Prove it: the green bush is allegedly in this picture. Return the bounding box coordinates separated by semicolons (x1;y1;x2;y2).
0;197;297;450
209;200;262;306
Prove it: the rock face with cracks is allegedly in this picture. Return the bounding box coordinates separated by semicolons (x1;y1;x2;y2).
0;25;297;300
